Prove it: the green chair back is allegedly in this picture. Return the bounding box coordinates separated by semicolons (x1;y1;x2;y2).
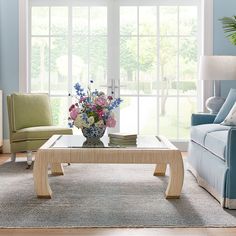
8;93;53;132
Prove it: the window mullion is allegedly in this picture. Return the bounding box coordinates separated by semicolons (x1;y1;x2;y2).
177;6;180;140
107;0;120;133
49;6;51;97
137;6;140;135
156;5;160;136
88;7;90;84
68;6;73;112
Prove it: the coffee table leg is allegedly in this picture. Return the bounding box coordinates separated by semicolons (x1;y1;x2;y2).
33;153;52;199
153;164;167;176
165;152;184;199
51;163;64;176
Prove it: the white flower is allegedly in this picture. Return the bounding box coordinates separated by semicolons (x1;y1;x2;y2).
74;115;83;129
88;116;94;125
74;114;91;128
95;120;104;128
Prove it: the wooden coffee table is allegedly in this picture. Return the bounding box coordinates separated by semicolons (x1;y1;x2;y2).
33;135;184;199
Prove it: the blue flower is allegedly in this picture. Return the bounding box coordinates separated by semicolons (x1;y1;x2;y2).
107;98;122;110
74;83;85;97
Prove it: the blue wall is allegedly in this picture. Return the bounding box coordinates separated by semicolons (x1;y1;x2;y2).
0;0;236;139
213;0;236;97
0;0;19;139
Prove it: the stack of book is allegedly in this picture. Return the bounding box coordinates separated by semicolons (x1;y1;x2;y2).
108;133;137;146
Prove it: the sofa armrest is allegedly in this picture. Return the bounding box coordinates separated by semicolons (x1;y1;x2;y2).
225;128;236;201
227;128;236;167
191;113;217;126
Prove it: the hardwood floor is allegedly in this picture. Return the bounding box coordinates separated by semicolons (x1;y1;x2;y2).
0;153;236;236
0;228;236;236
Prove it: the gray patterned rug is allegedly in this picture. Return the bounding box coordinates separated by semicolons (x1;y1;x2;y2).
0;159;236;228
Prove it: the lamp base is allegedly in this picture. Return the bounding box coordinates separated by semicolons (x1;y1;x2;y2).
206;96;225;114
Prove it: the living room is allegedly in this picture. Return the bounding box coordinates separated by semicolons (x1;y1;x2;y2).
1;0;236;235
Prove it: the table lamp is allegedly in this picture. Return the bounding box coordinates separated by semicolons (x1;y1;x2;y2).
200;56;236;114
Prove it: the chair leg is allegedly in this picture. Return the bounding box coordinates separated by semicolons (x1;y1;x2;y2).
11;153;16;162
26;151;33;169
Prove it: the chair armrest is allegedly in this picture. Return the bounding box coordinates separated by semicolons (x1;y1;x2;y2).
191;113;217;126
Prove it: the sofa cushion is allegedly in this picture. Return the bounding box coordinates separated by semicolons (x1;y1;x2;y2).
214;88;236;124
221;102;236;126
191;124;230;146
204;130;228;161
12;126;72;142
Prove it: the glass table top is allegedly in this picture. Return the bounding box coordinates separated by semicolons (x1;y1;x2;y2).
50;135;169;149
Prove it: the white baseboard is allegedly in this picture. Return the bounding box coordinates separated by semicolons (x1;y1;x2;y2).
3;139;10;153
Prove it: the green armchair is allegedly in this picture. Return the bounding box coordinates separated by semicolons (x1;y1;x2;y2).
7;93;72;167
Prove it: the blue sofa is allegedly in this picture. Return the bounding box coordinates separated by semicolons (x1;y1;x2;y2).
188;113;236;209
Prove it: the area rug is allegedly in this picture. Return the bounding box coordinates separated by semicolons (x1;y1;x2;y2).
0;159;236;228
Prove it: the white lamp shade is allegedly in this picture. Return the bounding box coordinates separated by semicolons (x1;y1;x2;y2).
200;56;236;81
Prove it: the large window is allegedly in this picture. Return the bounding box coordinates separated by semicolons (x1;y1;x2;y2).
29;0;202;141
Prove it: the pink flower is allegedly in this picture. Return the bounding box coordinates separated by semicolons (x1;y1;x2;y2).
70;108;78;120
69;104;75;112
108;96;113;100
106;116;116;128
97;110;104;119
95;97;107;107
79;97;86;103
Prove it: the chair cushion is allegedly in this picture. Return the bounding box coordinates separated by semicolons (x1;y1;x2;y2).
12;126;72;142
204;130;228;161
214;88;236;124
191;124;230;146
11;93;53;131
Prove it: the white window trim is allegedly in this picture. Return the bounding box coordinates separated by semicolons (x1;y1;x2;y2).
202;0;214;112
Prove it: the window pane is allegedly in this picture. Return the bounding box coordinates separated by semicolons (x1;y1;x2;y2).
90;7;107;35
51;97;68;126
160;37;177;95
139;97;157;135
31;37;49;93
89;36;107;89
139;7;156;35
32;7;49;35
160;6;178;35
139;37;157;95
51;7;68;35
73;7;88;35
179;6;197;36
179;97;197;139
159;97;177;139
179;37;197;95
120;7;137;35
120;37;138;95
50;37;68;95
72;36;88;88
120;96;138;133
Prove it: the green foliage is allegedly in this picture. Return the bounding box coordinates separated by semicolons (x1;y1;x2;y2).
180;38;197;63
171;81;196;92
220;16;236;46
51;99;61;125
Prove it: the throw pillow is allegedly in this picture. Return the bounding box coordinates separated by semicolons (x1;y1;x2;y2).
221;102;236;126
214;88;236;123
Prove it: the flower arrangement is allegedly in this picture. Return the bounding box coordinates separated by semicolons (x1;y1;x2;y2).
68;81;122;130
